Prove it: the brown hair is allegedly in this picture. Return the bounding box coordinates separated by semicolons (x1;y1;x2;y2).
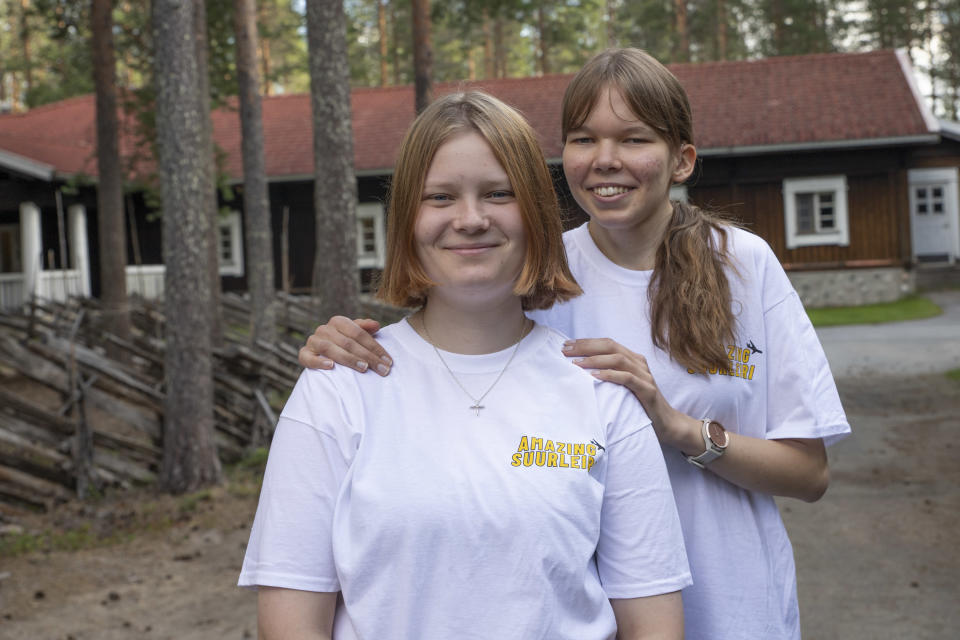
376;90;582;310
562;48;737;374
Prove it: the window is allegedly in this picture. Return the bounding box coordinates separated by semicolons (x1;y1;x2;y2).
783;175;849;249
356;202;385;269
914;185;945;216
219;211;244;276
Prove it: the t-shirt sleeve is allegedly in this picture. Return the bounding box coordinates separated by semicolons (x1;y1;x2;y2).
594;385;692;598
238;370;354;592
760;257;851;446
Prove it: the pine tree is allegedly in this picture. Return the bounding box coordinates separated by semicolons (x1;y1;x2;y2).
152;0;220;494
305;0;360;321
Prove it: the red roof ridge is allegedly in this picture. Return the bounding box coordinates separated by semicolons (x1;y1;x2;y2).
0;50;931;180
670;48;897;71
0;93;94;120
0;130;91;149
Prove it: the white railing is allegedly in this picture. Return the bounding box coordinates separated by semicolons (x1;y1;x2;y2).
126;265;165;300
0;273;25;311
0;266;169;309
37;269;84;301
0;270;87;310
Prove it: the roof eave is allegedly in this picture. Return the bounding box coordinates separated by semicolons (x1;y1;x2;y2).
937;119;960;142
0;149;56;181
697;134;940;157
896;48;939;133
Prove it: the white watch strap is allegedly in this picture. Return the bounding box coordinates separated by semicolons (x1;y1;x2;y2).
686;419;724;469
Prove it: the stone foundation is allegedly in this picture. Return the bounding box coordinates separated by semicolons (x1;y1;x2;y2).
787;267;915;309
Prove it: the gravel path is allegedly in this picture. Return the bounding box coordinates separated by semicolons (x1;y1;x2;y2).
783;290;960;639
815;290;960;378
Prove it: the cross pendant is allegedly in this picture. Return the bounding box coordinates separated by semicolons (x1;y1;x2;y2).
470;403;485;416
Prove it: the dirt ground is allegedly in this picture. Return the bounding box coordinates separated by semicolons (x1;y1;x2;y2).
1;372;958;640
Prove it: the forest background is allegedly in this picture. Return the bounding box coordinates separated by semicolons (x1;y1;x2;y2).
0;0;953;496
3;0;960;119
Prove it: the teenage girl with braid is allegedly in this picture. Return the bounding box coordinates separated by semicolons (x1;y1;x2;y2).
299;48;850;639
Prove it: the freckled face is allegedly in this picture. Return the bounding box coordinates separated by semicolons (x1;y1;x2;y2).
415;131;527;305
562;87;691;236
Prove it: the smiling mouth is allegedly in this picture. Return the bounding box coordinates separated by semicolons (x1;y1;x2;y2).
447;244;497;254
590;185;632;197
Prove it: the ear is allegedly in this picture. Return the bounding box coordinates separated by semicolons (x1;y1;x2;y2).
671;143;697;184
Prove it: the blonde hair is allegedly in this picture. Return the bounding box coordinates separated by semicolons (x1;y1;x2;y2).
377;91;581;310
563;49;737;374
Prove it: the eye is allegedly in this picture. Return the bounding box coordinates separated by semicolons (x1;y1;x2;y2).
567;136;593;145
423;193;452;203
624;137;650;144
487;190;514;200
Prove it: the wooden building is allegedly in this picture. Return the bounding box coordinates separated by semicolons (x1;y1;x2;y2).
0;48;955;310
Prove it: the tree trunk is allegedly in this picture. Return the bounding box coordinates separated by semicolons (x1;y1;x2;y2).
378;0;389;86
91;0;132;353
8;9;20;109
19;0;32;100
716;0;727;60
257;1;273;97
305;0;360;321
770;0;785;55
494;16;506;78
536;3;549;76
390;0;400;85
152;0;221;494
261;38;272;97
193;0;222;348
482;8;494;79
605;0;617;48
674;0;689;62
411;0;432;113
235;0;277;346
0;21;6;104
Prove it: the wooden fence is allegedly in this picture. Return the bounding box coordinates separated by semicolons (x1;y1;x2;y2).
0;293;405;516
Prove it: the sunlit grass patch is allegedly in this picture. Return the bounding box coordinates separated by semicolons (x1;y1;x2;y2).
807;296;942;327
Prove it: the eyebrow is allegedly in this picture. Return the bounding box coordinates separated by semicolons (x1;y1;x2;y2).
569;121;655;134
422;177;513;191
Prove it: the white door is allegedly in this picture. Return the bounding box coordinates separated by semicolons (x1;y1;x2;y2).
909;168;959;264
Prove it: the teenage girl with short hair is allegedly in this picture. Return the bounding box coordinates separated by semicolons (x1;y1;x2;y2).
243;90;689;640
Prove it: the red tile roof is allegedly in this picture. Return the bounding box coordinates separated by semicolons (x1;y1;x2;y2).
0;49;934;181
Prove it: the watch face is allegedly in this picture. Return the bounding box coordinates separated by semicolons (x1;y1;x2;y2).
708;422;728;448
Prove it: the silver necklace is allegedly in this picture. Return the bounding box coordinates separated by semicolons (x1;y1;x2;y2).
420;314;528;416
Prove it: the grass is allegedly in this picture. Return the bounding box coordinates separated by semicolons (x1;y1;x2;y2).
946;368;960;382
0;524;134;556
807;295;942;327
0;449;270;559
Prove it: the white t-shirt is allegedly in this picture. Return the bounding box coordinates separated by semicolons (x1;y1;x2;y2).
239;319;691;640
531;222;851;640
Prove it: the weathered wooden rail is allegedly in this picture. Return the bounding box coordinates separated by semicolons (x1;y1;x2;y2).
0;294;404;516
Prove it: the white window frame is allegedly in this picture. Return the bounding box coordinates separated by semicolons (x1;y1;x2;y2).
356;202;386;269
219;211;244;276
783;175;849;249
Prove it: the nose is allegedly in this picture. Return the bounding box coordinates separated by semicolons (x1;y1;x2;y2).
452;197;490;233
592;140;621;172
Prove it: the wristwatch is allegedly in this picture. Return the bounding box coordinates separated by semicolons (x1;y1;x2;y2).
685;419;729;469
